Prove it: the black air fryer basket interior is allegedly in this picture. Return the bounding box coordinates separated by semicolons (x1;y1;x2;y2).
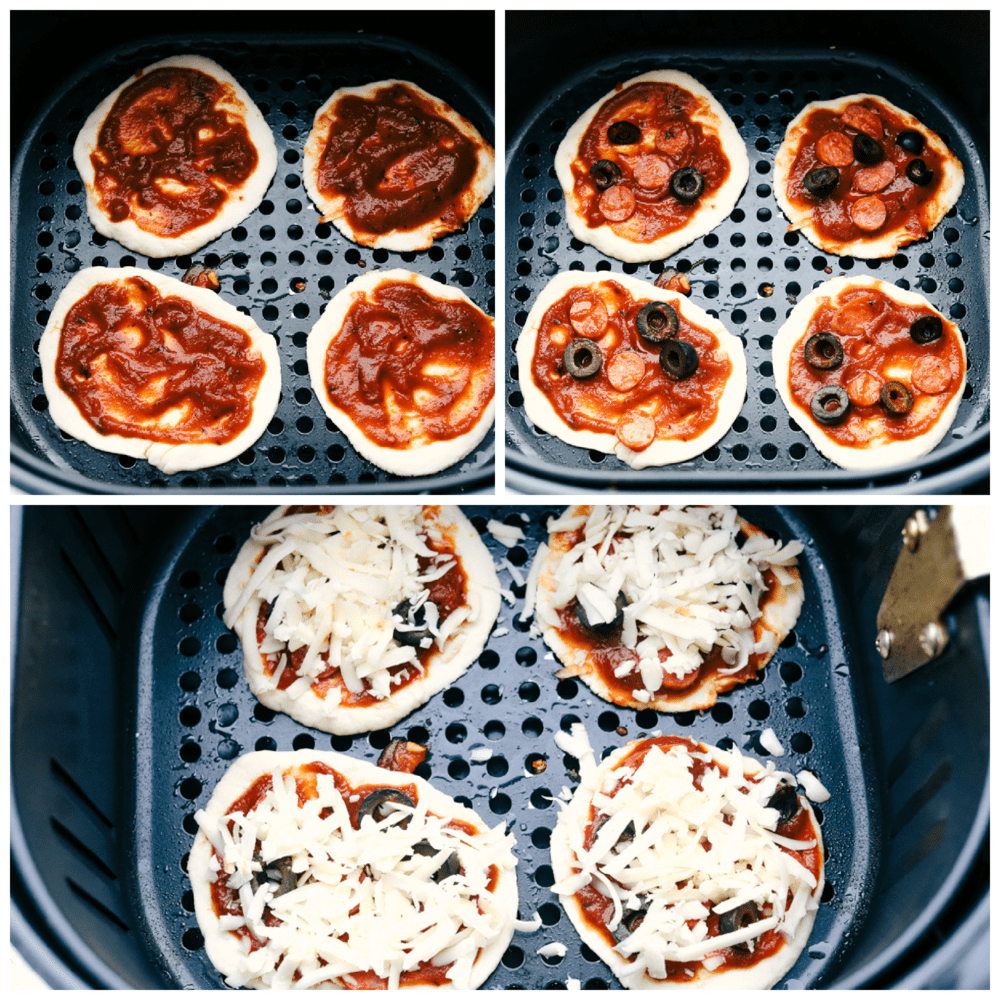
505;11;989;493
11;504;989;989
10;14;495;494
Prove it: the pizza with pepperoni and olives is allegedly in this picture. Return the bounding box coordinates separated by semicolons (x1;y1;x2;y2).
189;749;519;989
773;93;964;259
771;276;967;470
554;70;748;263
529;505;804;714
516;272;746;468
550;728;825;989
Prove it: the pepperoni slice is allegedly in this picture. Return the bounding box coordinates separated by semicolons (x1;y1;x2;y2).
599;185;636;222
655;124;691;157
657;648;700;690
633;155;671;189
815;132;855;168
853;162;896;194
850;196;887;232
569;297;609;338
841;104;883;139
911;355;953;395
616;413;656;450
606;351;647;391
846;371;882;406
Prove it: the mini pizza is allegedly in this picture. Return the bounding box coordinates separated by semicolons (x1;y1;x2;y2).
772;276;967;470
306;269;494;476
38;267;280;474
550;728;825;989
302;79;494;251
73;55;277;258
189;749;518;989
554;70;749;263
222;505;501;735
516;272;747;469
773;93;964;258
528;505;804;714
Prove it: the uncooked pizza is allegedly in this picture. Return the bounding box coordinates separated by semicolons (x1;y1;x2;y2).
528;505;804;713
306;269;494;476
554;70;749;263
73;55;277;258
38;266;280;474
516;272;747;469
302;79;494;251
773;93;964;258
550;727;825;989
771;276;967;470
189;749;518;989
222;505;501;735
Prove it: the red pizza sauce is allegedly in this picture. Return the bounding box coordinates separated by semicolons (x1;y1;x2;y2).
323;280;494;447
789;285;964;444
785;98;948;244
530;281;732;447
570;81;731;243
56;276;265;443
314;82;479;236
92;66;258;237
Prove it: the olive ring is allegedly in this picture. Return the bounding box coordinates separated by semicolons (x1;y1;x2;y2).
564;338;602;379
636;301;679;343
810;385;850;425
669;167;705;203
804;332;844;370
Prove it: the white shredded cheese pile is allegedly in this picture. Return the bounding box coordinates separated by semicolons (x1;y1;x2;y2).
225;507;479;702
195;767;516;989
553;726;820;987
541;505;803;698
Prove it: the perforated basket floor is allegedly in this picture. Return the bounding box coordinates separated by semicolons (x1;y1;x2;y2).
505;50;989;490
125;505;871;989
12;34;495;493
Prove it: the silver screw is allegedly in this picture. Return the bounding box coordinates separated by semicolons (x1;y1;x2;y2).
876;629;893;659
919;621;948;658
901;509;930;551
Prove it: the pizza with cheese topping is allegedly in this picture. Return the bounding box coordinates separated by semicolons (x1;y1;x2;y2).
550;728;825;989
189;749;518;989
528;505;804;713
222;505;501;736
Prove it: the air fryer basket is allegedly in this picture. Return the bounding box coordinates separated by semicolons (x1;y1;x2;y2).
11;28;495;494
11;504;989;988
505;14;989;493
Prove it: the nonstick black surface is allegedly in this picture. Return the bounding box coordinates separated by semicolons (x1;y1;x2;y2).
124;505;870;988
505;44;989;491
12;30;495;493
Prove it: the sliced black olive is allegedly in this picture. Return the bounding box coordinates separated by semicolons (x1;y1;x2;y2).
393;599;432;648
880;380;913;416
591;815;636;849
564;338;602;379
905;158;933;186
607;121;641;145
810;385;850;425
670;166;705;203
853;133;884;165
803;331;844;370
411;840;461;882
766;783;800;826
613;907;648;942
897;130;925;155
802;165;840;199
253;854;298;898
636;301;679;343
659;339;699;380
719;901;760;948
358;787;415;825
910;314;943;345
575;590;626;633
590;158;622;191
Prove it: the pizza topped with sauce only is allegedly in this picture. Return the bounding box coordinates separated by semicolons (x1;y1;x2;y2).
550;728;825;989
554;70;749;263
302;79;495;252
516;272;747;469
773;93;964;259
189;749;519;989
73;55;277;258
222;505;501;736
771;276;967;470
528;505;804;714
